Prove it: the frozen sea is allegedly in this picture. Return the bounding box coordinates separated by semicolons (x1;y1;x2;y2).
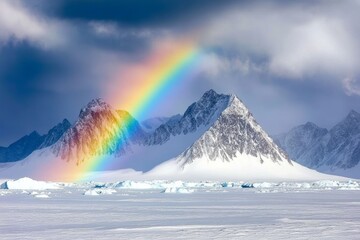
0;179;360;240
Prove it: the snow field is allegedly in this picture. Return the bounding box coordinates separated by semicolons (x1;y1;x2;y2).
0;179;359;240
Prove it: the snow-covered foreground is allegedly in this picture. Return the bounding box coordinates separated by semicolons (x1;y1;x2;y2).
1;178;360;240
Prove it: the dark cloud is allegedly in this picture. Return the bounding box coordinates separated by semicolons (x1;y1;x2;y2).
0;41;65;95
0;0;360;146
49;0;238;27
0;41;95;145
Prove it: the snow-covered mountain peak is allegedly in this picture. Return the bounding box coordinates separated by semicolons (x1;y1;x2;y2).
200;89;219;100
189;89;229;114
38;119;71;149
347;109;360;119
222;94;250;117
175;90;229;128
28;131;41;138
79;98;112;119
331;110;360;136
60;119;70;126
178;91;291;168
52;119;71;132
53;100;132;163
303;122;321;129
288;122;328;142
342;110;360;127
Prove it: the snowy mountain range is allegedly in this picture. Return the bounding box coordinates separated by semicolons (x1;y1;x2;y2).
274;110;360;178
0;90;348;181
0;119;71;163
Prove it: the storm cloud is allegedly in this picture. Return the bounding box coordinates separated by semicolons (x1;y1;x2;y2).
0;0;359;145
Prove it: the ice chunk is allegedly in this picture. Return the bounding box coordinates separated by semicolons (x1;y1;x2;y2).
0;177;59;190
34;194;50;198
161;187;194;194
300;183;312;189
221;182;235;188
312;180;340;188
241;183;254;188
114;180;160;189
253;182;275;188
84;189;116;196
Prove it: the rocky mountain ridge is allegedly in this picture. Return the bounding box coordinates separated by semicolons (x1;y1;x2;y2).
274;110;360;177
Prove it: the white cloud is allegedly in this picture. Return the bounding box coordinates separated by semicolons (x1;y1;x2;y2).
200;1;360;94
0;0;63;47
269;19;356;78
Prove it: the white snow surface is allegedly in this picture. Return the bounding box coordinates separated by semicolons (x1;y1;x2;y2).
0;177;359;239
146;154;343;182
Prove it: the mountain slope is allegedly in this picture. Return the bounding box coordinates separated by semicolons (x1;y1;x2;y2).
274;110;360;178
0;131;43;163
0;119;70;163
39;119;71;149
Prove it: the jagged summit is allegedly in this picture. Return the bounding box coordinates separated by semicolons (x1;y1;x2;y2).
347;109;360;120
330;110;360;141
38;119;71;149
303;122;320;129
28;131;41;138
79;98;112;119
223;94;250;116
85;98;109;109
203;88;217;96
61;118;71;125
340;110;360;130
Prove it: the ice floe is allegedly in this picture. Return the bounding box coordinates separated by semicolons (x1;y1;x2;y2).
161;187;194;194
0;177;359;195
0;177;59;190
84;189;116;196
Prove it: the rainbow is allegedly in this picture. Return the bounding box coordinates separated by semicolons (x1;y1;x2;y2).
42;38;204;182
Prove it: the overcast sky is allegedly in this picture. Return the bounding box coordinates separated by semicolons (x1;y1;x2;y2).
1;0;360;146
